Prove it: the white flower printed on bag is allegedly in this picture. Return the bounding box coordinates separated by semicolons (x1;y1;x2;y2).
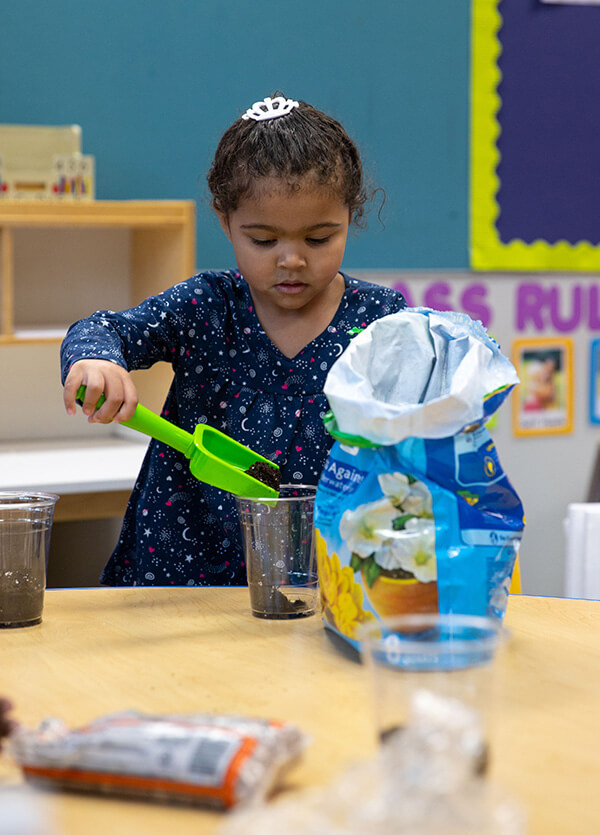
378;472;433;515
339;498;398;558
376;517;437;583
377;472;412;506
339;471;437;589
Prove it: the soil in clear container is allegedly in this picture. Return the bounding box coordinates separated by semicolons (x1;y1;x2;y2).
0;569;45;627
0;522;47;628
237;485;317;620
249;581;316;620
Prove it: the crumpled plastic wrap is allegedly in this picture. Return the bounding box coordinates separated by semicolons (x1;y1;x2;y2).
10;711;308;809
324;308;519;445
220;692;526;835
220;759;526;835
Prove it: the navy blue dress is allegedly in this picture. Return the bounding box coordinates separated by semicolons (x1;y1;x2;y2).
60;270;405;586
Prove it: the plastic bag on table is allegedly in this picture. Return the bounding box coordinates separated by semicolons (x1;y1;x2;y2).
10;710;308;809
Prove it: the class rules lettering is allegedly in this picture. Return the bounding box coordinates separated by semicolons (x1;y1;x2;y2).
393;279;600;334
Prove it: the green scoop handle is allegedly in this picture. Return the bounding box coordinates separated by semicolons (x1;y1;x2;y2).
75;385;279;499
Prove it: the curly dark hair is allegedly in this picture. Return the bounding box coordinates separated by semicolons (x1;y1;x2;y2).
207;93;370;226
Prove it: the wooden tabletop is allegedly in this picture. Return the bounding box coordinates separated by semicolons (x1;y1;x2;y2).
1;589;599;835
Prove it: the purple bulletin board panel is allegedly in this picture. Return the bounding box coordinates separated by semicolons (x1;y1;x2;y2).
470;0;600;270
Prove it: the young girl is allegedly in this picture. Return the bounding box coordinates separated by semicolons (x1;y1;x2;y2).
61;93;406;586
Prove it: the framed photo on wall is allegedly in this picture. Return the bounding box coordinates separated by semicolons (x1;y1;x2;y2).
512;337;573;436
589;339;600;424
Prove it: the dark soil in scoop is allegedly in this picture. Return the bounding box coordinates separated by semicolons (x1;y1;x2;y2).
244;461;281;492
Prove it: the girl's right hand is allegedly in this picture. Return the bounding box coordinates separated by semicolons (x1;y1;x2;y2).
63;359;139;424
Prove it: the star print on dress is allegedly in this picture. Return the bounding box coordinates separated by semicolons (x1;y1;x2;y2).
60;270;406;587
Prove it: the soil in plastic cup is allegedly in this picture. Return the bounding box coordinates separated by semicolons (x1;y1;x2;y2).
359;613;505;773
236;485;318;620
0;492;59;628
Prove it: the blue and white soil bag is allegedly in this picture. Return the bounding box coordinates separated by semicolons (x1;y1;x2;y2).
314;309;525;649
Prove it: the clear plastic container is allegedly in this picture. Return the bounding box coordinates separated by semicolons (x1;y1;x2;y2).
236;485;318;619
0;492;59;628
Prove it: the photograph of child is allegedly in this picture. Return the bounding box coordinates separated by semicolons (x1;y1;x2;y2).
513;338;573;436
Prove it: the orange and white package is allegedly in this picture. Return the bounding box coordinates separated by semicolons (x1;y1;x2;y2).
10;711;308;809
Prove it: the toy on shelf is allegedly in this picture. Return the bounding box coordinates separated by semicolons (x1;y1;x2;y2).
0;124;95;201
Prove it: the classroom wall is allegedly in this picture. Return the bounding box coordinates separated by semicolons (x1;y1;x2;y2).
2;0;471;590
4;2;594;598
1;0;470;271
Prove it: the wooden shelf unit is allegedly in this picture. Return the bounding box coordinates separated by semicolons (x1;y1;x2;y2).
0;199;196;421
0;199;196;343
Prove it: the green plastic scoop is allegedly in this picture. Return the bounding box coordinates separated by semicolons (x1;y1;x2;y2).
75;385;280;499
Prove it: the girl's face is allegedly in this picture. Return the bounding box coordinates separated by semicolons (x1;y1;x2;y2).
218;177;350;316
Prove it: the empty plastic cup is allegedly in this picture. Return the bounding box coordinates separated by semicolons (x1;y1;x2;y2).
0;492;59;628
359;613;505;762
236;485;318;619
359;614;513;811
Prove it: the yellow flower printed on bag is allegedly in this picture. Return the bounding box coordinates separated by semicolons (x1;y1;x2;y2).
315;529;377;639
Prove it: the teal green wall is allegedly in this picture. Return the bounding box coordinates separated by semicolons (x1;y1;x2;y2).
1;1;470;269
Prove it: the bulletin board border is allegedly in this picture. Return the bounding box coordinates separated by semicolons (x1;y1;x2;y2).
470;0;600;271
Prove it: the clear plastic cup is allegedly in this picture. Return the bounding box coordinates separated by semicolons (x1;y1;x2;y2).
0;492;59;628
359;613;506;782
236;485;318;619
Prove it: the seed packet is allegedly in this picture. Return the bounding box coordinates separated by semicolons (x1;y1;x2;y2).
10;711;307;809
315;309;525;649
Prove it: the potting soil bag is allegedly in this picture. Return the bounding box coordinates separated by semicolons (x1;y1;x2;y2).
314;308;525;649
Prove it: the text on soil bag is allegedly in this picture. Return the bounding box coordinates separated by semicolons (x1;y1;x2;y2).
320;459;368;495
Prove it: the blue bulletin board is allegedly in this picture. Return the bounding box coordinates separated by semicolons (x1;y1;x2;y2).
471;0;600;270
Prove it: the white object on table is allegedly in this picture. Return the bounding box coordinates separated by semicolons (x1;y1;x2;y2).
0;434;147;495
564;503;600;600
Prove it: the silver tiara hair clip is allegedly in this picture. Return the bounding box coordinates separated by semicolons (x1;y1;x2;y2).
242;96;300;122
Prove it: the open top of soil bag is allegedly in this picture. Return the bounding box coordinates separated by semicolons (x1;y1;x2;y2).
324;309;519;446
